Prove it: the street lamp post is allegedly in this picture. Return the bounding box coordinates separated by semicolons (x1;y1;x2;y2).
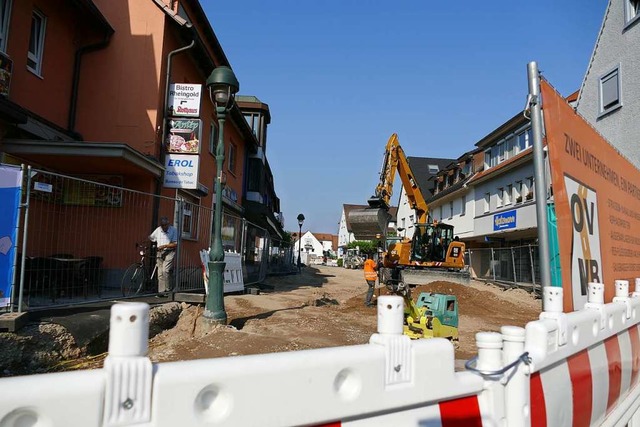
203;66;239;324
297;213;305;273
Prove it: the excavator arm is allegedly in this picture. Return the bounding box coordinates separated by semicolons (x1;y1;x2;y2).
351;134;431;239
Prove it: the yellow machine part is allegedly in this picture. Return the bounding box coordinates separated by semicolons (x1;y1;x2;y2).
385;240;466;269
403;313;459;341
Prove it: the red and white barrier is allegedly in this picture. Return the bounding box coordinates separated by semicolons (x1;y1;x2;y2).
3;280;640;426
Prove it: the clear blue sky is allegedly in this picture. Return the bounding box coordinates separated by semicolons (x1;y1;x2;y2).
203;1;607;235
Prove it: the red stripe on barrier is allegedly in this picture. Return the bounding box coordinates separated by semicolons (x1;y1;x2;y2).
315;423;341;427
629;325;640;387
530;371;547;427
605;334;622;413
439;395;482;427
567;350;592;427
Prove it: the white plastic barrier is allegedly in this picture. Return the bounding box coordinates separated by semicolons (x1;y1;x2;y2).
5;281;640;426
199;250;244;294
0;296;497;427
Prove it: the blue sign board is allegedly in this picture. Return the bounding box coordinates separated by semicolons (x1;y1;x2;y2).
0;165;22;308
493;209;517;231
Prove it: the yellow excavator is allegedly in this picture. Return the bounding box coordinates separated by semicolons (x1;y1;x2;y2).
349;133;470;287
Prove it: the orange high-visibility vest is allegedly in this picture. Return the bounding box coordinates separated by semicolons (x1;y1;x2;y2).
364;259;377;280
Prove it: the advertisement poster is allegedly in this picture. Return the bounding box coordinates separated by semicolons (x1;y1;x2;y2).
541;79;640;311
163;154;200;189
166;118;201;154
0;51;12;97
63;175;123;207
0;165;22;308
167;83;202;117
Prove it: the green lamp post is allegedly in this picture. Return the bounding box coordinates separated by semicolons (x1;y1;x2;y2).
203;66;239;324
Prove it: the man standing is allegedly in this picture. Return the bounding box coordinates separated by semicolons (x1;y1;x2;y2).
149;216;178;293
363;254;378;307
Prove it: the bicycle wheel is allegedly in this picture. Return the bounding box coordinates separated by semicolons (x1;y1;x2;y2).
121;263;147;297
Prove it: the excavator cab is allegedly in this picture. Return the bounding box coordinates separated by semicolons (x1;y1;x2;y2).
410;222;455;263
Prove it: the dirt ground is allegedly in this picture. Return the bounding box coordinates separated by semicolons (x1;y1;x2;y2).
148;265;542;363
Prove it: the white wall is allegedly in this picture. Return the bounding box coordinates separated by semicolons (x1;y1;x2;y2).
293;231;326;264
396;187;417;240
428;188;475;239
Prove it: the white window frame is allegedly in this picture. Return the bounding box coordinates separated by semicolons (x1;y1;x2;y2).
505;184;513;206
484;193;490;213
497;141;505;164
497;188;503;208
27;9;46;76
526;177;534;201
0;0;12;53
599;66;621;116
461;195;466;216
625;0;640;25
483;148;492;170
514;181;522;203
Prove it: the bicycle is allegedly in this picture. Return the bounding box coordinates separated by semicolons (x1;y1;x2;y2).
121;243;158;297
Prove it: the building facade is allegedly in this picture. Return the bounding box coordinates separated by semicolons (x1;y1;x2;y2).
0;0;285;304
575;0;640;169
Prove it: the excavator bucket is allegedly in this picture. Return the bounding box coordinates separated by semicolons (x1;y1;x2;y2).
400;267;471;287
348;208;391;240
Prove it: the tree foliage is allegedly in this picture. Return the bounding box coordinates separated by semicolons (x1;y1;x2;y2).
346;240;377;255
280;231;292;248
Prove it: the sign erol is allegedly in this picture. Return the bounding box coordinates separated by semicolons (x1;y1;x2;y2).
493;210;517;231
542;79;640;311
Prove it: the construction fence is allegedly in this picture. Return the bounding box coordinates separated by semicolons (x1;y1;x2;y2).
6;166;294;311
467;244;542;292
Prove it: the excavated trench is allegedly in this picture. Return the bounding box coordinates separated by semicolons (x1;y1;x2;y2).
0;303;182;377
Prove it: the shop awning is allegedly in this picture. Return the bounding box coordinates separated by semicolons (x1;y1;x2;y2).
2;139;164;177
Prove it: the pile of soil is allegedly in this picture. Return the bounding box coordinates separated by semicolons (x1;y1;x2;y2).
147;270;540;363
3;266;541;374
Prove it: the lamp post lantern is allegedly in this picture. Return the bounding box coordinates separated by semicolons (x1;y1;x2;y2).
297;213;305;273
203;66;239;324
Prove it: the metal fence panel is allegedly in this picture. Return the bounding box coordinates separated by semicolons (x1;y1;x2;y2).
12;167;294;310
467;245;541;292
16;169;170;308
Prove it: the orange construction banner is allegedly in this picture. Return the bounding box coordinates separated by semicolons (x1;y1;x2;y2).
541;79;640;312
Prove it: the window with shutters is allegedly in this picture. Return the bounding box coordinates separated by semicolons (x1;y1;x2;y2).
599;67;621;115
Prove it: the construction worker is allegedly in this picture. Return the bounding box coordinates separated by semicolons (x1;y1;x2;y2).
363;254;378;307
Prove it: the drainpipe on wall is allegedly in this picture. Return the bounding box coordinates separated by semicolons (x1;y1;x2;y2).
68;33;113;138
151;38;195;230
